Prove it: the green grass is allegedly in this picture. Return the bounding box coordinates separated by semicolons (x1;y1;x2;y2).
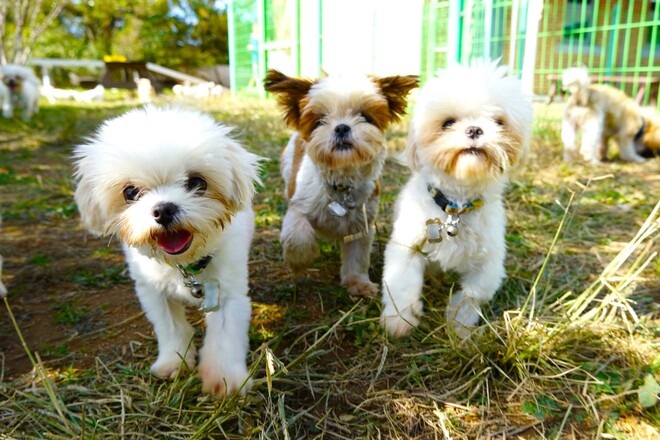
0;97;658;438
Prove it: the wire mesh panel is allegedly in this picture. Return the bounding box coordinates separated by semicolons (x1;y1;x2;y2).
228;0;260;94
537;0;659;105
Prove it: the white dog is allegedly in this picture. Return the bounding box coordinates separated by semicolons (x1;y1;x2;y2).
561;67;645;164
380;61;533;338
0;64;40;120
264;70;418;297
73;106;262;395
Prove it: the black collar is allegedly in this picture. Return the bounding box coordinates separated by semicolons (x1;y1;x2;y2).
427;184;451;211
182;255;213;275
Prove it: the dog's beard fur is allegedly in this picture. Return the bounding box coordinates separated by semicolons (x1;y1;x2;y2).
414;116;523;183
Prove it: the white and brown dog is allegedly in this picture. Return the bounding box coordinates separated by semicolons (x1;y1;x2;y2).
380;61;533;338
264;70;418;297
0;64;40;121
73;106;262;396
561;67;646;164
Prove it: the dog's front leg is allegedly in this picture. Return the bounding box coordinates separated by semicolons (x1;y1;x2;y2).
446;258;505;339
1;97;12;119
135;282;197;378
579;116;605;164
561;118;579;162
617;137;646;163
340;233;378;297
198;292;252;396
380;242;426;337
280;206;319;273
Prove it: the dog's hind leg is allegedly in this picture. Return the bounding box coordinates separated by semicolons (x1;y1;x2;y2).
281;207;319;274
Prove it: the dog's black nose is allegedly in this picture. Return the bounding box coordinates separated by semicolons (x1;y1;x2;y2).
152;202;179;226
334;124;351;138
466;126;484;139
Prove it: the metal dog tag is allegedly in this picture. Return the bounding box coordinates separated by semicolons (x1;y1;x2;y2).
328;201;348;217
201;278;221;313
426;219;443;243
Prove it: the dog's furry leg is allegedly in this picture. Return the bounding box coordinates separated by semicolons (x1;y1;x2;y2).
0;255;7;297
561;119;579;162
446;258;505;339
281;207;319;273
580;116;605;164
199;294;252;396
135;284;197;378
2;96;11;119
380;242;426;337
617;137;646;163
340;233;378;297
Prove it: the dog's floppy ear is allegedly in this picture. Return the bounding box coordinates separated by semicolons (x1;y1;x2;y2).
402;125;420;171
73;175;107;236
264;69;315;128
373;75;419;122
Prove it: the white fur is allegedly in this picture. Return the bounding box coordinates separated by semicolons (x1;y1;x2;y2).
0;255;6;298
0;64;40;120
73;106;262;396
381;61;533;338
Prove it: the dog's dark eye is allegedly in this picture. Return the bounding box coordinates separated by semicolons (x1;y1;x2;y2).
186;175;207;194
495;118;506;127
360;112;374;125
313;118;326;130
442;119;456;129
123;185;141;203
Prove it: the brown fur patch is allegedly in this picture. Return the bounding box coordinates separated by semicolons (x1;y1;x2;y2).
372;75;419;122
286;135;306;199
370;180;381;199
264;70;316;128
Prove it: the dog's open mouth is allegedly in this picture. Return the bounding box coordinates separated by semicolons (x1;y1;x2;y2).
155;230;193;255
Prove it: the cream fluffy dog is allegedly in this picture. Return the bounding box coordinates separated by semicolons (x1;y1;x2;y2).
381;61;532;337
73;106;262;396
561;67;645;164
264;70;417;297
0;64;40;120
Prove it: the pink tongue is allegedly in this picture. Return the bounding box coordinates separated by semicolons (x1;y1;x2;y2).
156;230;192;254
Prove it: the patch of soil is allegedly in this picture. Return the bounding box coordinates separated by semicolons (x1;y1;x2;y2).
0;217;151;378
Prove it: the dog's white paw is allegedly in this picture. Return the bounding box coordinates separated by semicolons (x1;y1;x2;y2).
150;349;197;379
343;276;379;298
381;301;422;337
198;357;252;396
446;293;481;340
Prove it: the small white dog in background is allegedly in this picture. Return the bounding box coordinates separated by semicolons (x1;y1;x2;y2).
73;106;262;396
561;67;646;164
264;70;418;297
381;61;533;338
0;64;40;120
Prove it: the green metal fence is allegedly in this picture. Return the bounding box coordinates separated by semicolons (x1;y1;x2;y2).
536;0;659;105
421;0;659;105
